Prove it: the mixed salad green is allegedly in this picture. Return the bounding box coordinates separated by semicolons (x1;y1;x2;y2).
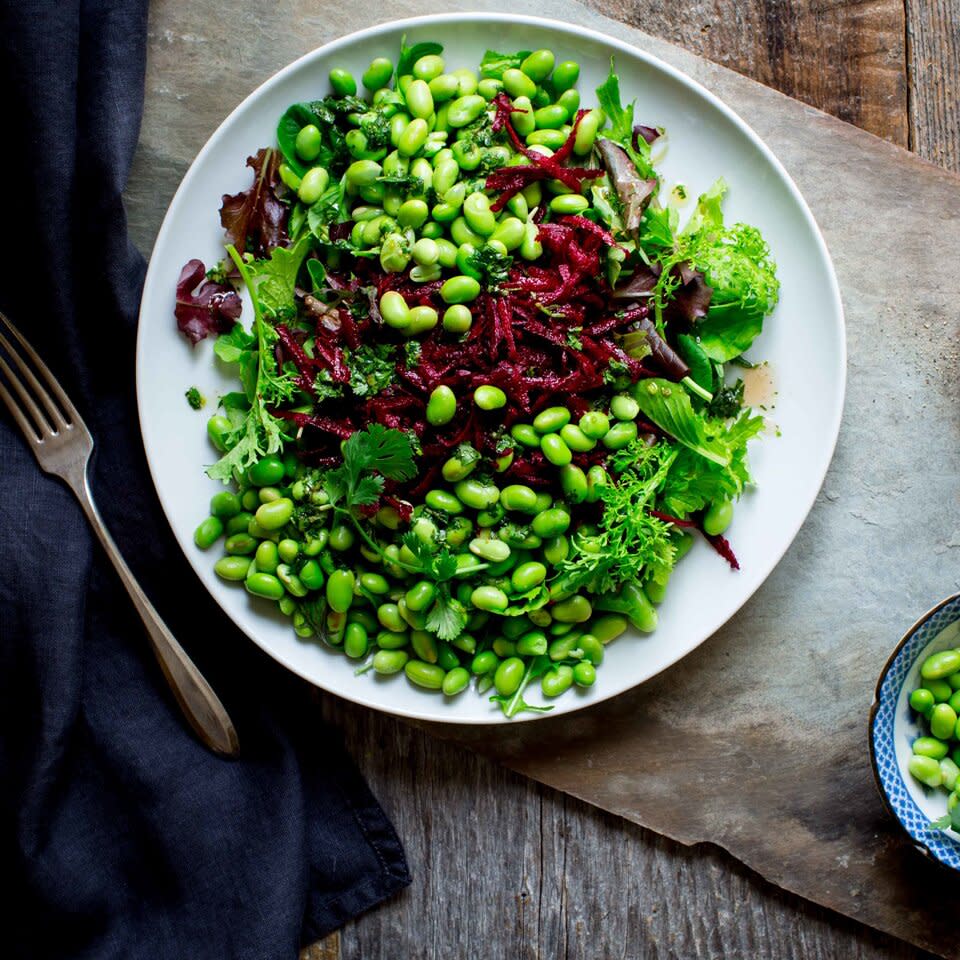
176;40;779;715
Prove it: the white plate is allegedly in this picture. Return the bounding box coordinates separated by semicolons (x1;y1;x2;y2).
137;13;845;723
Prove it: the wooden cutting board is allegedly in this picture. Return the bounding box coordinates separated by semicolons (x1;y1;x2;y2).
405;4;960;957
130;1;960;954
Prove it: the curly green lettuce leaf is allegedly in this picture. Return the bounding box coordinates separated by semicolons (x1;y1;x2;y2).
479;48;531;79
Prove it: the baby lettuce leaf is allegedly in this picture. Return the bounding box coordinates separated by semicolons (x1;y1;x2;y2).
219;148;288;257
479;48;531;78
174;259;242;345
633;379;731;465
595;60;655;179
490;656;554;718
276;103;320;177
397;35;443;78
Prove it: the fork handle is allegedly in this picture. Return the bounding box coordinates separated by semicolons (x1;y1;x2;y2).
73;466;240;757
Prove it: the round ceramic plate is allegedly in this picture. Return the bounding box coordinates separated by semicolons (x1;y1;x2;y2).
137;13;845;723
870;595;960;870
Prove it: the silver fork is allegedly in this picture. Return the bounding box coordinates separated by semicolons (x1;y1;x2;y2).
0;310;239;757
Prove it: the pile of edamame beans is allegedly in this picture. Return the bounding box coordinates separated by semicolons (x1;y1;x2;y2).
907;647;960;816
188;43;743;713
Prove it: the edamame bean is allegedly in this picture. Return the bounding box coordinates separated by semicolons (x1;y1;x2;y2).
542;665;574;697
398;118;429;156
540;433;572;466
468;537;511;562
377;603;405;633
490;217;525;251
373;649;409;674
255;540;279;574
912;736;950;759
442;451;478;482
249;454;285;486
295;124;322;163
429;73;459;102
426;385;457;425
511;95;535;136
573;661;596;687
245;572;284;600
447;94;486;128
255;497;294;531
578;411;609;440
551;60;580;92
329;68;356;96
931;703;958;740
531;508;570;538
533;406;571;433
452;68;479;96
276;564;308;598
909;754;943;788
549;193;589;215
471;650;500;675
413;53;444;81
602;420;638;450
922;649;960;680
345;159;382;186
610;393;640;420
520;49;555;82
451;216;483;246
441;275;481;304
462;191;497;236
559;424;595;453
425;489;463;514
512;562;547;592
501;484;538;513
703;500;734;536
494;657;525;696
442;666;470;696
533;492;553;513
474;384;507;410
586;465;608;504
362;57;393;91
911;688;936;713
405;79;434;119
477;77;502;100
456;478;500;510
432;158;460;196
590;615;629;644
406;305;438;335
519;221;542;261
924;678;954;701
215;555;251;581
194;516;224;549
557;89;580;117
553;595;592;623
534;104;567;129
411;630;439;664
471;586;509;613
343;622;369;659
503;68;536;99
573;108;604;156
326;569;355;613
225;532;257;556
405;660;446;690
206;415;232;452
527;129;567;149
559;464;588;503
510;424;540;448
405;581;437;613
443;304;472;334
210;491;242;519
410;239;438;269
298;559;324;590
543;535;569;566
578;634;604;666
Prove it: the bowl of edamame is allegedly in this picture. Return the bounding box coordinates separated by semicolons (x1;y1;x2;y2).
870;594;960;870
137;13;845;723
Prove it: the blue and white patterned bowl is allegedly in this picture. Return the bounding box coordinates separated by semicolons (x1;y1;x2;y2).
870;594;960;871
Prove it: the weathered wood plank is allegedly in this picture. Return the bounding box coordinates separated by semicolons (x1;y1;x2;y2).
319;701;929;960
584;0;909;147
907;0;960;171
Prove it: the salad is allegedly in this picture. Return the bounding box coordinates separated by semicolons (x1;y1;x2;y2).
176;39;779;716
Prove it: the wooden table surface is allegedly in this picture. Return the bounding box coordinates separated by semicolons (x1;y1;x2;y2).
309;5;958;958
132;0;958;956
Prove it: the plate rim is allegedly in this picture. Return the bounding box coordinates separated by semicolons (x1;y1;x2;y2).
135;11;847;724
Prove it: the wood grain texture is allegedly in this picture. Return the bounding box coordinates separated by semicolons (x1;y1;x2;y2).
314;701;929;960
582;0;909;146
907;0;960;170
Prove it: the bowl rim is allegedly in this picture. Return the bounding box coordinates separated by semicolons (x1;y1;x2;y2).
135;11;847;724
869;592;960;870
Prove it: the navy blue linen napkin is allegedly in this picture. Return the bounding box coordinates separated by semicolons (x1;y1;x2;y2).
0;2;409;957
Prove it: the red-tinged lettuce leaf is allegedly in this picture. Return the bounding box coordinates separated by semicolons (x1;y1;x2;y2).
672;261;713;322
596;139;656;232
219;147;288;258
174;259;242;345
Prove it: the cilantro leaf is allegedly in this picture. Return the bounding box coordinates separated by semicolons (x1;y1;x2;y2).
426;590;468;641
345;422;417;483
397;36;443;77
930;804;960;833
184;387;204;410
467;244;513;288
